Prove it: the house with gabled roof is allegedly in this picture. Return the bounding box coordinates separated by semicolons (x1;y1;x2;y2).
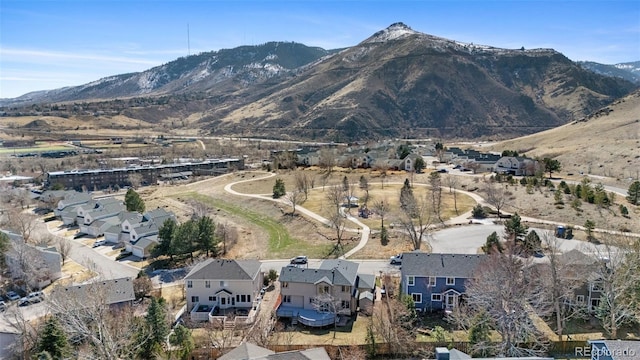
52;277;135;307
104;211;142;243
218;341;331;360
588;340;640;360
53;191;92;217
494;156;537;176
184;259;263;322
401;253;487;312
79;202;126;237
276;259;374;327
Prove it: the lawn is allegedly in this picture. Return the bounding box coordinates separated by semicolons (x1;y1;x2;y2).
271;313;369;346
180;192;338;259
0;144;73;155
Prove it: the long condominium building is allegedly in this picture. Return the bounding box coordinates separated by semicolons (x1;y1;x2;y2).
46;158;244;190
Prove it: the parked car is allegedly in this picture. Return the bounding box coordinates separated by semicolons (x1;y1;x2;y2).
389;254;403;265
93;240;106;248
290;256;308;265
20;291;44;306
437;168;448;173
6;291;20;301
0;301;6;312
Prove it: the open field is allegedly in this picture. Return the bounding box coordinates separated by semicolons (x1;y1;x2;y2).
0;142;73;155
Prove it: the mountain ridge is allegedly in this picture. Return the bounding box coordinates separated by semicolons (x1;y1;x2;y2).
1;23;637;142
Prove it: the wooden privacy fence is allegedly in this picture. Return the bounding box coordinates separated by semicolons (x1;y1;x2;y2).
188;340;590;359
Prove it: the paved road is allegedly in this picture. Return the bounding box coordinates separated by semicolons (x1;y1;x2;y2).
46;222;140;280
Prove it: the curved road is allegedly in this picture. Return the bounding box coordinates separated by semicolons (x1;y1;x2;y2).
223;172;640;259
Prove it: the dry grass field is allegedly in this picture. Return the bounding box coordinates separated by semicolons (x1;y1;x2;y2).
487;90;640;188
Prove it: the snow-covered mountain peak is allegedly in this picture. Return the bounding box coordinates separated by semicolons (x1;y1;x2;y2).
364;22;418;43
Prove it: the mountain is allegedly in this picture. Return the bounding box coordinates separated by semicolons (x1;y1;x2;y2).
487;89;640;179
1;23;637;141
195;23;636;140
1;41;337;106
578;61;640;84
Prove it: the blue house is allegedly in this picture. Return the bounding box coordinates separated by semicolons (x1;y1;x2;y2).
400;253;486;312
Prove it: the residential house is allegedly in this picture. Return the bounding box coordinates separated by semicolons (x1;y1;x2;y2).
433;347;553;360
185;259;263;322
79;202;126;237
587;340;640;360
53;277;135;307
218;342;331;360
401;153;423;172
276;259;374;327
104;211;142;244
2;230;63;290
53;191;92;217
494;156;537;176
123;208;175;258
400;253;487;312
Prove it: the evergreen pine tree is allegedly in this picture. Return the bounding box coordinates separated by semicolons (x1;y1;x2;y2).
627;181;640;205
37;317;69;359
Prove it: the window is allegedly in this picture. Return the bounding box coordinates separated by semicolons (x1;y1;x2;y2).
209;296;216;302
319;285;329;294
342;285;349;293
236;295;240;302
247;295;251;303
408;276;415;286
240;295;246;302
428;277;436;286
282;282;288;288
431;294;442;302
576;295;585;304
187;281;192;288
446;277;455;285
412;293;422;303
205;281;210;288
191;296;199;303
283;295;291;303
591;282;603;292
341;300;350;309
220;281;227;287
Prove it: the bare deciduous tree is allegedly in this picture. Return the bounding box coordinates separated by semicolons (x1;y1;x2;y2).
47;281;148;359
371;296;415;357
483;181;510;218
443;174;459;215
371;199;390;229
1;208;39;243
457;250;551;357
284;189;305;216
587;238;640;338
294;171;314;201
57;237;72;265
429;172;443;222
534;233;588;340
397;191;434;251
215;222;238;256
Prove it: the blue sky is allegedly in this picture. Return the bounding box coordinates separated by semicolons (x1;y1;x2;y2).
1;0;639;99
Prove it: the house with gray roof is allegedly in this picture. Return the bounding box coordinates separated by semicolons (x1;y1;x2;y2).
276;259;374;327
79;202;126;237
494;156;537;176
587;340;640;360
53;277;135;307
401;253;487;312
184;259;263;322
2;230;62;290
218;342;330;360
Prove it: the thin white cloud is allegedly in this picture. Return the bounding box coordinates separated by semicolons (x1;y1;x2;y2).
1;48;162;67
